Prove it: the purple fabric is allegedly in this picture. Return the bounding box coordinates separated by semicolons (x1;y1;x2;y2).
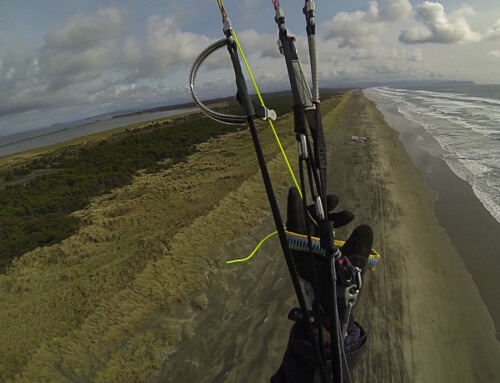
344;321;361;347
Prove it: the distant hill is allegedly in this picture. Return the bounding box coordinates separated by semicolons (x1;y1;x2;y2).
322;80;476;89
111;101;198;119
111;96;234;119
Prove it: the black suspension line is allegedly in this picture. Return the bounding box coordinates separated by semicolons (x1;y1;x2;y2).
215;11;329;381
188;1;362;382
271;1;345;382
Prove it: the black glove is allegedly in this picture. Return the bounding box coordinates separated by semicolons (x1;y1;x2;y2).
286;187;373;326
287;188;354;237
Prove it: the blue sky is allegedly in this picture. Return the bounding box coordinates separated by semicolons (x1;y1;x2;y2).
0;0;499;135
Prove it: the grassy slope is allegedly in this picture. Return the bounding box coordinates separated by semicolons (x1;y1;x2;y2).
0;93;350;382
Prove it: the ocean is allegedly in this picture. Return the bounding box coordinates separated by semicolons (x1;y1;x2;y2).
365;85;500;225
364;85;500;340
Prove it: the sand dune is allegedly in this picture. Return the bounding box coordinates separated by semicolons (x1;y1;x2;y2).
1;91;499;382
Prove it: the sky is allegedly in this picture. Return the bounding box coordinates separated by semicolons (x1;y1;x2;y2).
0;0;499;136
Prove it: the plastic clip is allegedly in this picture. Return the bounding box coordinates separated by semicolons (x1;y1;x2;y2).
275;7;285;24
304;0;316;33
223;19;232;36
299;134;308;159
306;0;315;13
255;105;277;121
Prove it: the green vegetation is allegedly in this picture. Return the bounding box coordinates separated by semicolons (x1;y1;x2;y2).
0;93;348;383
0;114;242;270
0;90;342;271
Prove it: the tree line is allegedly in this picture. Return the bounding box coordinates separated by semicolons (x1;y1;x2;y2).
0;114;241;271
0;91;340;271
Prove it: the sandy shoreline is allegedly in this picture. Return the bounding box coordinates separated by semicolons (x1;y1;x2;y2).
1;91;499;382
367;92;500;342
328;91;500;382
155;90;500;382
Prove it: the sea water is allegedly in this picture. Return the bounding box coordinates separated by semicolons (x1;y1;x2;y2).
365;85;500;340
364;85;500;225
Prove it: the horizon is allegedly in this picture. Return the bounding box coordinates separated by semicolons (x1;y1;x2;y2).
1;80;498;140
1;79;492;140
1;1;500;135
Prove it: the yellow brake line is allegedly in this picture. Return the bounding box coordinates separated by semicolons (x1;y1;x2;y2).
230;30;301;196
217;0;317;264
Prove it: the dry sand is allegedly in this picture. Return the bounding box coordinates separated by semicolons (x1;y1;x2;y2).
1;91;499;382
155;91;500;382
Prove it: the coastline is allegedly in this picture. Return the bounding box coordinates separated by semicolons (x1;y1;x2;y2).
326;91;500;381
1;91;499;382
0;94;329;382
364;89;500;342
156;90;500;382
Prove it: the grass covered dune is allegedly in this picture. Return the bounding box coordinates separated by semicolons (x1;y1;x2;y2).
0;94;347;382
3;91;500;383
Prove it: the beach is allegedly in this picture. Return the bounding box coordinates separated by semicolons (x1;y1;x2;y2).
1;91;499;382
363;87;500;342
328;91;500;382
155;90;500;382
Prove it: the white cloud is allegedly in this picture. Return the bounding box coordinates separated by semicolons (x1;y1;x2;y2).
410;47;423;61
142;15;212;74
32;7;128;93
0;4;291;134
5;67;15;80
322;10;382;48
322;0;411;48
1;1;499;135
41;40;121;91
316;40;430;84
124;36;143;65
485;19;500;41
380;0;412;21
189;75;236;102
238;29;281;59
399;2;481;44
0;10;219;126
44;8;126;53
488;50;500;61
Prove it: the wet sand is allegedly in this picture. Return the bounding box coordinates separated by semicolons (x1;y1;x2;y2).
329;92;500;382
368;97;500;342
153;91;500;382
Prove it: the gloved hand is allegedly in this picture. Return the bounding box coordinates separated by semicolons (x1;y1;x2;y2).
287;188;354;237
286;187;373;325
271;188;371;383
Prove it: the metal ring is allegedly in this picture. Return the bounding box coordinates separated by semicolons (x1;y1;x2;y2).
189;38;247;125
